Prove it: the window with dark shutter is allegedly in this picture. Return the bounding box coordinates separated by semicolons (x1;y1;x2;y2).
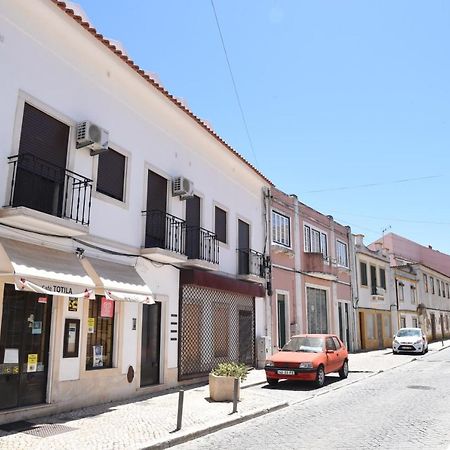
96;149;126;201
215;206;227;243
380;268;386;289
360;262;368;286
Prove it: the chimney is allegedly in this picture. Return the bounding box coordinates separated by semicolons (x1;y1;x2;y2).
354;234;364;246
374;242;383;252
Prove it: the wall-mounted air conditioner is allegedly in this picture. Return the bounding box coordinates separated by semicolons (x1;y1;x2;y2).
76;121;109;155
172;176;194;199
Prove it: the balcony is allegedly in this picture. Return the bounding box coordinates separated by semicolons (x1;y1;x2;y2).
0;153;92;236
141;210;187;263
182;226;219;270
237;248;266;283
303;252;337;280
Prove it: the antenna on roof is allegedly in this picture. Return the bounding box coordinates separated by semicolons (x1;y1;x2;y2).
381;225;392;247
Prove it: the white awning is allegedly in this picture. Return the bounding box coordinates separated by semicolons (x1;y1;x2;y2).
83;257;156;304
0;238;95;297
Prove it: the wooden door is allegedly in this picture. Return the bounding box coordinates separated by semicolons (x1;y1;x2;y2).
140;303;161;387
185;195;201;259
0;284;52;410
14;103;69;217
238;220;250;274
376;314;383;348
277;295;287;348
145;170;168;248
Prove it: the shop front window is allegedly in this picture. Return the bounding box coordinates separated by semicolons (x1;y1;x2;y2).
86;296;115;370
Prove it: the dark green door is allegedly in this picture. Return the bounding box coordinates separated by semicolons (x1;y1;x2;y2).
140;303;161;387
0;284;52;410
277;295;287;348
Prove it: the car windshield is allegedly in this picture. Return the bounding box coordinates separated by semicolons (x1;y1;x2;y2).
397;329;421;337
281;336;324;353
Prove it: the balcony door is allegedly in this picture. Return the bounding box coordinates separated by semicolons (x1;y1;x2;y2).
145;170;167;248
238;219;250;274
13;103;69;217
185;195;201;259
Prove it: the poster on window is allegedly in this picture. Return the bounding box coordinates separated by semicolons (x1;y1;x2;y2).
27;353;38;372
87;317;95;334
100;297;114;318
92;345;103;368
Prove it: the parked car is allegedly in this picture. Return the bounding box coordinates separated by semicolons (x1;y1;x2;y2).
392;328;428;355
264;334;349;388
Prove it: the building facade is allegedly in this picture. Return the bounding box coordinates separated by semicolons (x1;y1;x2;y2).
269;188;355;352
0;0;270;422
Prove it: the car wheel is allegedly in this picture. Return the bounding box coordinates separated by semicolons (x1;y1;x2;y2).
267;378;278;386
315;365;325;388
393;350;398;355
339;360;349;379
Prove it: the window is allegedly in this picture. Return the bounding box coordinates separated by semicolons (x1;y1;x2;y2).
86;296;115;370
443;282;447;298
215;206;227;244
410;286;416;304
213;304;229;357
446;316;449;331
400;316;406;328
336;241;348;267
325;337;336;351
398;282;405;302
304;225;327;258
332;336;341;349
370;265;377;295
272;211;290;247
96;148;126;201
423;274;428;293
360;262;368;286
430;277;435;294
379;268;386;290
412;318;418;328
447;283;449;299
438;280;441;297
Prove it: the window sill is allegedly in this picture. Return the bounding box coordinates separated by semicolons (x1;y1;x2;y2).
81;367;121;379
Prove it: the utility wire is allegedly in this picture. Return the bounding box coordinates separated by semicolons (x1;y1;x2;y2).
210;0;259;167
303;175;441;194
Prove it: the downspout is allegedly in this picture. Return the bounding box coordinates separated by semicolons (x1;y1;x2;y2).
348;230;359;352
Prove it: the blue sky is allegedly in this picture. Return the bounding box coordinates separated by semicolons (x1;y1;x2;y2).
75;0;450;253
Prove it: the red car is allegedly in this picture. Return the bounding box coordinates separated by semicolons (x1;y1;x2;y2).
265;334;349;388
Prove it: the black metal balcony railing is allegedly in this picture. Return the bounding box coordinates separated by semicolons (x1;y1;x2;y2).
238;248;265;278
185;226;219;264
7;153;92;226
143;210;185;254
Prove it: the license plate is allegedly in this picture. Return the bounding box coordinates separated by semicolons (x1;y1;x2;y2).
277;370;295;375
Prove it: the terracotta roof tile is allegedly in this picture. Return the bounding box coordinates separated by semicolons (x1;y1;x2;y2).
51;0;272;185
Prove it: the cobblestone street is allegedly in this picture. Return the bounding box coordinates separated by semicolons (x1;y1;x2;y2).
176;347;450;450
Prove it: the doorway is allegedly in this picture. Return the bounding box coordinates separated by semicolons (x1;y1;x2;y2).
277;293;287;348
430;313;436;341
0;284;53;410
238;310;253;365
376;314;383;348
185;195;201;259
145;170;168;249
140;303;161;387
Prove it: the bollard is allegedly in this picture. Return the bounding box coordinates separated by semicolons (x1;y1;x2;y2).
176;389;184;431
232;377;239;414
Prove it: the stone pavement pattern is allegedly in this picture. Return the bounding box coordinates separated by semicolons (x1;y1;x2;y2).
176;346;450;450
0;340;448;449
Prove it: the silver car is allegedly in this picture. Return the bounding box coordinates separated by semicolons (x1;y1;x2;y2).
393;328;428;355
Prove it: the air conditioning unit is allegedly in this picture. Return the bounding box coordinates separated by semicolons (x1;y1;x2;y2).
76;121;109;155
172;176;194;199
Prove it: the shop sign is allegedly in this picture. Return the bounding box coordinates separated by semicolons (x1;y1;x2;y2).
68;298;78;312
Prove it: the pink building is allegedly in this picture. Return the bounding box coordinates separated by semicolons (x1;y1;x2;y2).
270;188;355;352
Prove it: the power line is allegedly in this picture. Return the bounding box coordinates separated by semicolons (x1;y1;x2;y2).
303;175;441;194
210;0;259;166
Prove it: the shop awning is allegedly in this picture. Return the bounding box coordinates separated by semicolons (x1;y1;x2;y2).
0;238;95;297
83;257;155;303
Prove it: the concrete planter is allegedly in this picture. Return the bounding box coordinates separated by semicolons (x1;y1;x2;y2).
208;373;240;402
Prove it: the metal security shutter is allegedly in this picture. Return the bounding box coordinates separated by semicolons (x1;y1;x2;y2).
96;149;126;201
179;285;255;380
19;103;69;168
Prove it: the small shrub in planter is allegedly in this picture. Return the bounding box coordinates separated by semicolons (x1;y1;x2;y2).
209;362;249;402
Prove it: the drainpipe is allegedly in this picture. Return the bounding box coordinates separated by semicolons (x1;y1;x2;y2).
263;187;272;343
291;195;302;335
348;229;359;352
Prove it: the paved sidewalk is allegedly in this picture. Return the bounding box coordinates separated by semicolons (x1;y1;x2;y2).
0;339;448;450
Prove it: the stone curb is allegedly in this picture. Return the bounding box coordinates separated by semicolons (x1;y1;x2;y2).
142;401;289;450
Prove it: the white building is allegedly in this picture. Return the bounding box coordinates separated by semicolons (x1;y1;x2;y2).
0;0;270;422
